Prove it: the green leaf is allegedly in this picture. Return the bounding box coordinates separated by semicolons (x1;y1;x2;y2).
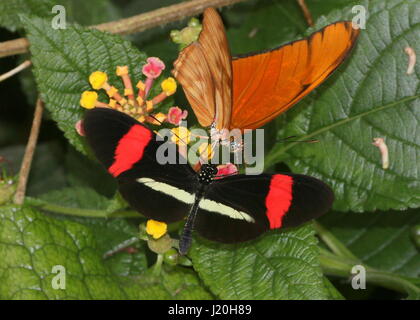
323;277;345;300
265;0;420;212
0;0;117;32
37;183;208;297
0;204;212;299
38;186;147;275
224;0;359;55
190;225;327;300
306;0;360;19
407;290;420;300
225;0;308;54
0;0;55;32
72;218;148;277
0;205;127;299
21;15;149;153
39;186;111;210
16;0;120;106
123;267;214;300
320;209;420;278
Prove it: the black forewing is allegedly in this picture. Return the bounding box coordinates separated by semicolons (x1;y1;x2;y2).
83;108;197;223
195;173;334;243
282;173;334;228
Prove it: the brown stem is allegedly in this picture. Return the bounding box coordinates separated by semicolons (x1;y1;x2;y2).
0;0;246;59
0;38;30;58
13;99;44;205
0;60;31;82
297;0;314;27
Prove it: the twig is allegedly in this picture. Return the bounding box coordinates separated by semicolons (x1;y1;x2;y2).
103;237;140;259
296;0;314;27
0;60;31;82
0;38;30;58
13;99;44;205
0;0;246;59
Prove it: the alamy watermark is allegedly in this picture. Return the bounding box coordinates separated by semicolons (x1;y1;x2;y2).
351;265;366;290
352;5;367;30
51;265;66;290
154;122;265;175
51;5;66;30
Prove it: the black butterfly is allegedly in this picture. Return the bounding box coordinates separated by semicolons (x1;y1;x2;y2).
83;108;334;254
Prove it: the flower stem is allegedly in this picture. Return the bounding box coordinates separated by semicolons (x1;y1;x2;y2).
315;223;420;295
319;248;420;295
152;254;164;276
313;221;359;260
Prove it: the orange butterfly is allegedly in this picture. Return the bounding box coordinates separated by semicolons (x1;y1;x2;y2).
172;8;359;143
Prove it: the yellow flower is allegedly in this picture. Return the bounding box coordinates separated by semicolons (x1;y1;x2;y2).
89;71;108;89
80;91;98;109
116;65;129;76
106;86;118;97
146;100;154;112
124;88;134;96
198;142;214;160
161;77;177;95
109;99;117;108
171;127;191;145
146;220;167;239
136;80;146;91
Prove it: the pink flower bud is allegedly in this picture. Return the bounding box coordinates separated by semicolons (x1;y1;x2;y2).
167;106;188;125
142;57;165;79
167;107;188;126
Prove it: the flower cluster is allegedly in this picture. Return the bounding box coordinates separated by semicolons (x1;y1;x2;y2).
79;57;187;127
78;56;240;171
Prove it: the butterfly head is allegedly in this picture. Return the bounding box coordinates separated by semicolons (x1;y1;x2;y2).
229;140;243;153
198;164;218;184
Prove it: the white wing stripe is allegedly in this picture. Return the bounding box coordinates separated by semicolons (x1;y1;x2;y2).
137;178;254;223
137;178;194;204
199;199;255;223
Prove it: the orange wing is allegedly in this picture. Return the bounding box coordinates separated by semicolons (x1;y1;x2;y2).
172;8;232;129
230;22;360;130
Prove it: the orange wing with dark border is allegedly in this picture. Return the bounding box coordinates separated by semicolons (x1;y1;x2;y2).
230;22;360;130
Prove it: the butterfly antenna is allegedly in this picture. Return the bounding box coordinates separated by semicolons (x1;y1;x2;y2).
148;114;164;125
148;114;190;147
197;139;216;166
